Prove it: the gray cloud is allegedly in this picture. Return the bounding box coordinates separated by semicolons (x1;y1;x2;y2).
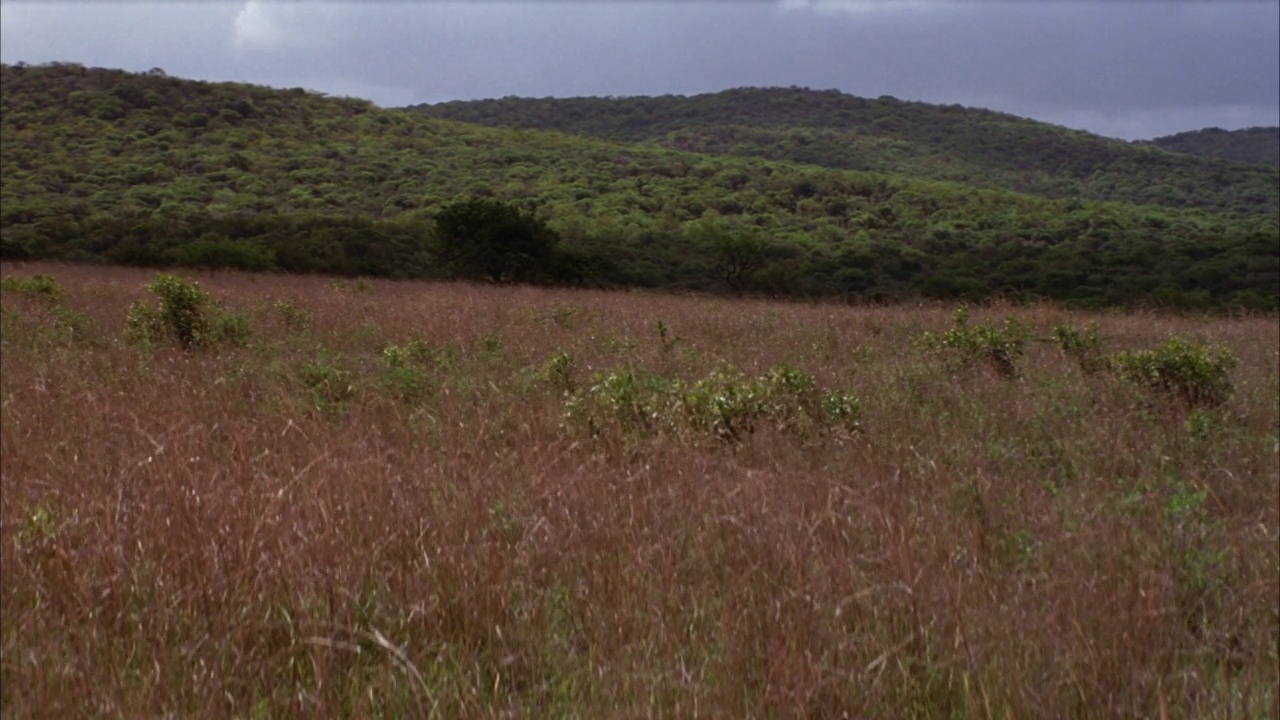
0;1;1276;140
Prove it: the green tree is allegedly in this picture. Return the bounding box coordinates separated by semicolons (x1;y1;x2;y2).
430;199;560;283
686;216;771;292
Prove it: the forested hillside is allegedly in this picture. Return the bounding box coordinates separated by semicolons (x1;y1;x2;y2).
2;63;1277;309
408;87;1279;218
1142;126;1279;167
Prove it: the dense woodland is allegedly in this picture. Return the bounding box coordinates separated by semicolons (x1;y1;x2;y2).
2;63;1277;309
1144;126;1280;167
409;88;1280;217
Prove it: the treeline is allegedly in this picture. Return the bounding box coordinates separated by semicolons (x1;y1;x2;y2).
4;201;1275;310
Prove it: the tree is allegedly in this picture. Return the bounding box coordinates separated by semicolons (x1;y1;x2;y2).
686;215;771;292
430;199;559;283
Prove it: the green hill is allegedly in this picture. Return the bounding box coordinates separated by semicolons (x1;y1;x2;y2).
1;63;1276;309
407;87;1279;218
1141;126;1279;167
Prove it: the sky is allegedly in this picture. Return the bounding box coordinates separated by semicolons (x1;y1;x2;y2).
0;1;1277;141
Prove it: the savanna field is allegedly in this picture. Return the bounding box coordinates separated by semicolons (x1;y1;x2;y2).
1;262;1277;719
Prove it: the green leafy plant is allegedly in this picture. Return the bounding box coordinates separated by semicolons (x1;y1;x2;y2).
678;369;771;442
565;368;669;437
271;300;311;331
380;341;440;403
298;356;356;411
917;305;1029;378
1052;321;1109;374
567;363;861;443
820;389;863;433
542;351;578;393
0;274;64;303
125;273;250;350
1111;336;1238;407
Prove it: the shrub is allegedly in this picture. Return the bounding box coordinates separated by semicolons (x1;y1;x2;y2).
820;390;863;433
542;351;578;393
125;273;251;350
381;341;441;403
567;368;669;437
299;357;356;410
1052;321;1109;374
167;235;276;272
678;369;771;442
1111;336;1238;407
566;363;861;443
0;274;64;303
271;300;310;331
917;305;1029;378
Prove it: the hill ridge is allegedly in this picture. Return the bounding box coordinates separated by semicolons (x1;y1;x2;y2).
1;63;1276;309
407;86;1279;216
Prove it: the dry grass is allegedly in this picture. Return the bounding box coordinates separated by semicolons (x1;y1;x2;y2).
2;261;1277;719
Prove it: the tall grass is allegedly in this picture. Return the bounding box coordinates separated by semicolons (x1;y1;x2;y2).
2;262;1277;719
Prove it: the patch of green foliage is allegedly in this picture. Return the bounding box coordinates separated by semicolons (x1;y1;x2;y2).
541;351;579;393
0;274;63;303
124;273;251;350
565;363;861;443
916;305;1031;378
1111;336;1238;407
380;340;447;403
1052;321;1109;374
298;355;356;412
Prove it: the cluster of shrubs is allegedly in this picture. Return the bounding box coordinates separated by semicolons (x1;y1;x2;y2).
910;305;1239;409
2;273;1247;420
563;361;861;443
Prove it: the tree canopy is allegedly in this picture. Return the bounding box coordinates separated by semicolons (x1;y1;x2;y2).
431;199;560;283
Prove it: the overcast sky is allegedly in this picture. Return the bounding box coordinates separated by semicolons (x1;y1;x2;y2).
1;1;1276;140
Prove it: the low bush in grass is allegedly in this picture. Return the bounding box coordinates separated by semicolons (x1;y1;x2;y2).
566;363;861;442
1111;336;1238;407
124;273;251;350
916;305;1031;378
0;274;64;303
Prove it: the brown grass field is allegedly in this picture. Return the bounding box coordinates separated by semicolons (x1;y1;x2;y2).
1;261;1277;719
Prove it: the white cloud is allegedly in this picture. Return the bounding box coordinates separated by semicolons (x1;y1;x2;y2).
232;2;285;49
230;2;358;53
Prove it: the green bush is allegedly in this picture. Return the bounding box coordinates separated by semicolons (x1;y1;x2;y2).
380;341;441;403
566;363;861;443
299;358;356;410
917;305;1029;378
167;235;276;272
124;273;251;350
542;351;578;393
1052;321;1109;374
566;368;669;437
820;390;863;433
678;369;771;441
1;274;64;303
1111;337;1238;407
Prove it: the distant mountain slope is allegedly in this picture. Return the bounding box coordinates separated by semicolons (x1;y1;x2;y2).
1;64;1276;309
1141;126;1279;167
406;87;1279;217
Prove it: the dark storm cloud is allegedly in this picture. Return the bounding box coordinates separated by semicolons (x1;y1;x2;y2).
1;1;1276;140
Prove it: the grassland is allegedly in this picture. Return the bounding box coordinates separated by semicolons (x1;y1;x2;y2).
1;262;1277;719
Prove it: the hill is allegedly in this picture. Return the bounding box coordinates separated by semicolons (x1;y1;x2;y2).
406;87;1280;218
1;63;1277;309
1141;126;1279;167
